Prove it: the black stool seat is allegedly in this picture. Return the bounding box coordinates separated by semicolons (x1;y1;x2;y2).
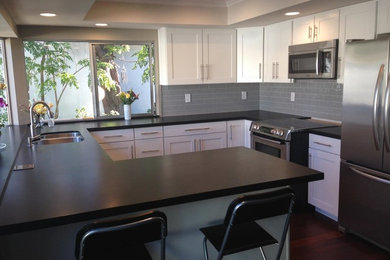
200;222;278;256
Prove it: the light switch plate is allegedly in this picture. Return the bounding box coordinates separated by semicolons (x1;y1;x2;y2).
290;92;295;102
241;91;247;100
185;93;191;103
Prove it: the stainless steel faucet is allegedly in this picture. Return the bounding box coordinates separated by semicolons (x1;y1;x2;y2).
28;101;54;145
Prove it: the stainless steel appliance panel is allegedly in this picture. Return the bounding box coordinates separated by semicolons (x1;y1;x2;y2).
381;41;390;173
339;161;390;250
251;134;290;161
341;39;389;170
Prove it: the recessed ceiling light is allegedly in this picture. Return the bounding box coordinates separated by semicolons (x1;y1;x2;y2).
40;12;56;17
285;11;300;16
95;23;108;27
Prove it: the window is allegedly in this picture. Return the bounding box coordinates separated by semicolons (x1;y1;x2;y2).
0;40;9;127
92;43;155;117
23;41;156;121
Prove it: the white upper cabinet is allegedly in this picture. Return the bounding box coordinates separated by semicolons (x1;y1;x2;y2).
377;0;390;34
203;29;237;84
293;10;339;45
338;1;377;83
236;27;264;82
158;28;236;85
158;28;203;85
264;20;292;83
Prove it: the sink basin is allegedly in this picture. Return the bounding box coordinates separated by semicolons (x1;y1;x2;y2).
34;131;84;145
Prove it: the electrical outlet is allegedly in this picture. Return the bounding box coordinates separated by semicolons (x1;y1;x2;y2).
241;91;247;100
185;93;191;103
290;92;295;102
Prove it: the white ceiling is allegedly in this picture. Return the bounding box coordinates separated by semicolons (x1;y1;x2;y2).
0;0;371;37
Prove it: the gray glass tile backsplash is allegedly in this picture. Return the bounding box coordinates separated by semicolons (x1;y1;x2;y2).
161;80;343;121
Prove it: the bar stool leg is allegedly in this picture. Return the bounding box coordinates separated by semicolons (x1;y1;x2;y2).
203;236;210;260
259;247;267;260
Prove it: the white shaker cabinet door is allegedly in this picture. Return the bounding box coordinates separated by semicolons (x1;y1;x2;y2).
292;15;315;44
202;29;237;84
237;27;264;82
314;9;339;42
308;148;340;220
264;20;292;83
135;138;164;159
199;132;227;151
164;136;195;155
377;0;390;34
227;120;245;148
338;1;376;83
159;28;203;85
100;141;135;161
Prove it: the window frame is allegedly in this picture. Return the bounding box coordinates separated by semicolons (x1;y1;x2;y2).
90;41;156;119
0;39;12;125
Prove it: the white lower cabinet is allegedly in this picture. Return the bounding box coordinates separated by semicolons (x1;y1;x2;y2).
100;141;135;161
164;136;195;155
308;134;341;220
227;120;245;147
198;132;227;151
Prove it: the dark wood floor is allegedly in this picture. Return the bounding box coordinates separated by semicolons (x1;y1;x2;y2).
290;210;390;260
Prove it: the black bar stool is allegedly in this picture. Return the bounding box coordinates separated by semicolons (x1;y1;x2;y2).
75;210;167;260
200;187;295;260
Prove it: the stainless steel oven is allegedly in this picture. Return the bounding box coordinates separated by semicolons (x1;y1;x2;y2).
251;133;290;160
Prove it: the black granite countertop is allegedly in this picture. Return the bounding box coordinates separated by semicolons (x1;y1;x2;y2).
0;110;323;235
309;126;342;139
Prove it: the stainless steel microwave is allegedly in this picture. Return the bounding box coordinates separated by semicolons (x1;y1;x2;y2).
288;39;338;79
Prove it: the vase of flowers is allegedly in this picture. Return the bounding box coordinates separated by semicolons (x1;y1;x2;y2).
118;89;139;120
0;83;8;152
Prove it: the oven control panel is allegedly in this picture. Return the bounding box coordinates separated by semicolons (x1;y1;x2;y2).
250;122;289;140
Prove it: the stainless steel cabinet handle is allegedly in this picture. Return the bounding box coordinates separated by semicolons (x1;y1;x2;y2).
308;26;312;39
384;72;390;152
272;62;275;79
350;166;390;185
314;26;318;40
131;145;134;159
315;50;319;75
198;139;202;151
104;146;128;151
253;135;283;145
201;64;204;80
372;64;385;151
205;64;209;80
275;62;279;79
141;149;160;153
193;139;197;152
140;132;159;135
185;127;211;132
259;63;262;79
230;125;233;140
103;135;123;138
314;141;332;147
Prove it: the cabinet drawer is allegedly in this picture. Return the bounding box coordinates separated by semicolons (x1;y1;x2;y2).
91;129;134;143
164;122;226;137
309;134;340;155
134;126;163;140
135;138;164;158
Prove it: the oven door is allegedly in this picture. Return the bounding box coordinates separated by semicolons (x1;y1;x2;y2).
251;134;290;161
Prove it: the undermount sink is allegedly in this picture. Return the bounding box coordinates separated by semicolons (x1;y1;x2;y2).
34;131;84;145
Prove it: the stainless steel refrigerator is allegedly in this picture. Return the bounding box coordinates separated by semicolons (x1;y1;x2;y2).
340;38;390;251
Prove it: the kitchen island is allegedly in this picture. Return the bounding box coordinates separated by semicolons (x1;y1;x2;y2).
0;110;321;259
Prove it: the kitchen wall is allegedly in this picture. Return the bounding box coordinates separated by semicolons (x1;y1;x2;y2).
259;79;343;121
162;80;343;121
161;83;259;116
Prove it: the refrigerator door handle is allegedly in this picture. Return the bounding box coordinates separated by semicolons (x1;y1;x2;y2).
372;64;385;150
384;71;390;151
350;165;390;185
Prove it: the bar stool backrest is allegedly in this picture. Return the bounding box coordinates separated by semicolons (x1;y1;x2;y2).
75;210;167;260
224;187;295;226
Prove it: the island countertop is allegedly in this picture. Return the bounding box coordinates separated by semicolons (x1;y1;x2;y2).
0;146;322;235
